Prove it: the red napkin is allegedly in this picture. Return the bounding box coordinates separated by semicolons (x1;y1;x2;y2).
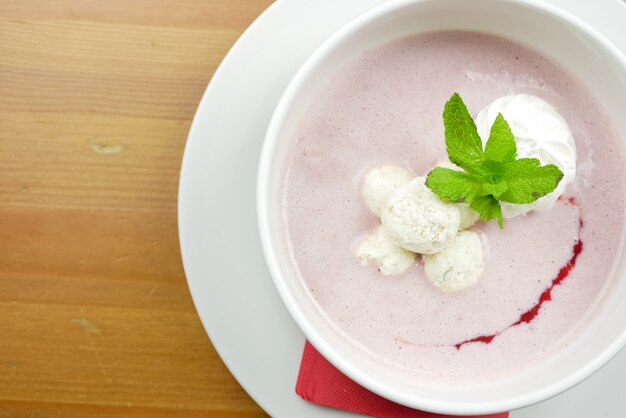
296;341;509;418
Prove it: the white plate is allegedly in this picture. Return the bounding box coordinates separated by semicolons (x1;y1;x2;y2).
178;1;626;416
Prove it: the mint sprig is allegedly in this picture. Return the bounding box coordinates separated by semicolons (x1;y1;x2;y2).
426;93;564;228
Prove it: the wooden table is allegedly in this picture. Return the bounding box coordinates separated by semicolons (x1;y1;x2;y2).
0;1;273;416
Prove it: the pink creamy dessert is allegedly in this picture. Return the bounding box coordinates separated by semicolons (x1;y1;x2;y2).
281;31;626;381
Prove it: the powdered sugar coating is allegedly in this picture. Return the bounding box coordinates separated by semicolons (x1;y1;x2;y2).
381;177;460;254
423;230;484;292
356;226;416;276
362;165;414;216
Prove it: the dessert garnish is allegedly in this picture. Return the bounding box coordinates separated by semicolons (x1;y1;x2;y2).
426;93;564;227
357;93;575;294
474;94;577;218
357;172;483;292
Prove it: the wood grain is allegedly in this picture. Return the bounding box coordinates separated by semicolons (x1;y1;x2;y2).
0;1;273;416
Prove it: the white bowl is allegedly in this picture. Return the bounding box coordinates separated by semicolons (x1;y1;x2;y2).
257;0;626;414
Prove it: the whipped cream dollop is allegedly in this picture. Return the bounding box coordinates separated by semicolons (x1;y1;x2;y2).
475;94;576;218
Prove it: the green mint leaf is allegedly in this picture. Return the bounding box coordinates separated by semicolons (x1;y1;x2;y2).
480;181;508;199
443;93;484;173
499;158;564;204
470;195;503;228
483;113;517;163
425;93;566;228
426;167;483;203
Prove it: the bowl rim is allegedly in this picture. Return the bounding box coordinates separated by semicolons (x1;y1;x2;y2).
257;0;626;413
